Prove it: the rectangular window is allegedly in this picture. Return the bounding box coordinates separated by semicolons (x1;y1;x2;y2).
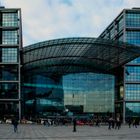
0;83;18;99
126;31;140;46
0;48;18;63
2;30;18;45
126;103;140;117
126;84;140;100
126;12;140;28
117;17;123;32
0;102;19;117
2;13;18;27
125;66;140;82
0;65;18;81
110;27;115;39
126;31;140;64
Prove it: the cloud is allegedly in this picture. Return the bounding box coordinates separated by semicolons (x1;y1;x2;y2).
1;0;140;46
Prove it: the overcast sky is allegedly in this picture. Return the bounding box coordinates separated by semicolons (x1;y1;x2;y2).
1;0;140;46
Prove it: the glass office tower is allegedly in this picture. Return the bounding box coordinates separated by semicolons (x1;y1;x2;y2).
0;7;22;120
99;8;140;122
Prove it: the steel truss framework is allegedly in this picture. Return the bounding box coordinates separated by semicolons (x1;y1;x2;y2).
23;37;140;78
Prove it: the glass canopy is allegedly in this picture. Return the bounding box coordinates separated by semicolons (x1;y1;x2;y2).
22;37;140;78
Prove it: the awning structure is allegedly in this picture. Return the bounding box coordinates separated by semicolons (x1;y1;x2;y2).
22;37;140;78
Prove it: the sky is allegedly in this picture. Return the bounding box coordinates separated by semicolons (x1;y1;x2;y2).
1;0;140;46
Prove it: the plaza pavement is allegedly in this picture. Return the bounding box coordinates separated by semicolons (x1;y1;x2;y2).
0;124;140;140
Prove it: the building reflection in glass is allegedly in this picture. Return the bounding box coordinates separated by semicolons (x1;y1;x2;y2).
63;73;115;115
22;74;64;118
22;72;115;118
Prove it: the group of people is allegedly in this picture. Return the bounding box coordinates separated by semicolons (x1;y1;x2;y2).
43;118;71;126
128;118;138;128
108;116;121;130
108;116;139;130
43;117;77;132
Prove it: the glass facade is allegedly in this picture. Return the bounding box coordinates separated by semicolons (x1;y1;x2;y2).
2;12;18;27
126;103;140;117
99;9;140;121
0;8;21;120
125;66;140;82
0;83;18;99
22;72;115;118
2;30;18;45
126;31;140;64
110;26;115;39
126;84;140;100
0;48;18;63
63;73;115;114
0;102;19;119
22;35;140;120
0;65;18;81
125;10;140;119
126;31;140;46
117;16;124;32
126;12;140;27
1;7;140;121
126;11;140;64
22;74;64;117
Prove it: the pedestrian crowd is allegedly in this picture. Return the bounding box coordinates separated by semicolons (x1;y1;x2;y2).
41;116;139;132
1;115;139;133
108;116;139;130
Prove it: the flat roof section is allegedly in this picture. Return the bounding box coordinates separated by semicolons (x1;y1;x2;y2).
22;37;140;77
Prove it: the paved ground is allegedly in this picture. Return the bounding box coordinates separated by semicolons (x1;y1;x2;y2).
0;124;140;140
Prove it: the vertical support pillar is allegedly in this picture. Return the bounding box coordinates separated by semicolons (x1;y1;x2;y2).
18;62;21;121
123;9;126;124
123;101;125;124
18;8;22;121
19;100;21;121
123;66;126;124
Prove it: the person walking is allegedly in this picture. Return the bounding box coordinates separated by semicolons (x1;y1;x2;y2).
108;117;112;130
12;117;19;133
133;119;137;128
128;117;132;128
115;116;120;130
112;118;115;129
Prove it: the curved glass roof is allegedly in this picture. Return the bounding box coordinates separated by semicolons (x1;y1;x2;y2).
23;37;140;78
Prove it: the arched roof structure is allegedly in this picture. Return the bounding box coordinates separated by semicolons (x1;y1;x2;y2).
22;37;140;78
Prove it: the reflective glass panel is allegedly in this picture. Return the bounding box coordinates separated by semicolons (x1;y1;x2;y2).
126;12;140;27
22;74;64;117
126;31;140;46
126;103;140;117
125;66;140;82
126;31;140;64
0;65;18;81
63;73;115;113
117;17;123;32
2;30;18;45
0;83;18;99
126;84;140;100
2;13;18;27
0;102;19;119
0;48;18;63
